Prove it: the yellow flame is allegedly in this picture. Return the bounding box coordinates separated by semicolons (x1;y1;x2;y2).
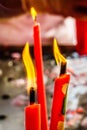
53;39;66;64
30;7;37;20
22;42;36;91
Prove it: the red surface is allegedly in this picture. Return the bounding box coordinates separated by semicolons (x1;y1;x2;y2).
76;20;87;55
50;74;70;130
33;23;48;130
25;104;41;130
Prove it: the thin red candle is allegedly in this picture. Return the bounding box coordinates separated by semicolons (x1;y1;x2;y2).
50;74;70;130
33;21;48;130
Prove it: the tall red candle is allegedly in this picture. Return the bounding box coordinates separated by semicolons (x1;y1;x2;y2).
33;22;48;130
50;74;70;130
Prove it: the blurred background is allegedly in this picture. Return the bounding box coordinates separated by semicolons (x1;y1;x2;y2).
0;0;87;130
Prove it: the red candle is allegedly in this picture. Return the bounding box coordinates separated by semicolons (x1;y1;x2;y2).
50;74;70;130
33;22;48;130
25;103;41;130
25;86;41;130
22;42;41;130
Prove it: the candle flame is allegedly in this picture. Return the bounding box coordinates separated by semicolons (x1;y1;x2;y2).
22;42;36;92
53;39;66;64
30;7;37;20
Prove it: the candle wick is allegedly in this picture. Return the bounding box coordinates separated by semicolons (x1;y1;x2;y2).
34;16;37;24
60;62;66;76
30;87;36;105
35;16;37;22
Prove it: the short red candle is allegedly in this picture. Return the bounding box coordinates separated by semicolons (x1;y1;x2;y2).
33;22;48;130
25;103;41;130
50;74;70;130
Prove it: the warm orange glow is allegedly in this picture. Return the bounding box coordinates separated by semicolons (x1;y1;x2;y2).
22;42;36;92
30;7;37;21
53;39;66;64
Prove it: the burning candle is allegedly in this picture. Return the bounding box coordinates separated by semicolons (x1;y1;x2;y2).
22;43;41;130
50;74;70;130
25;87;41;130
30;8;48;130
50;39;70;130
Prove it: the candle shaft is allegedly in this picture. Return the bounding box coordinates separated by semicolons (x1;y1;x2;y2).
34;23;48;130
